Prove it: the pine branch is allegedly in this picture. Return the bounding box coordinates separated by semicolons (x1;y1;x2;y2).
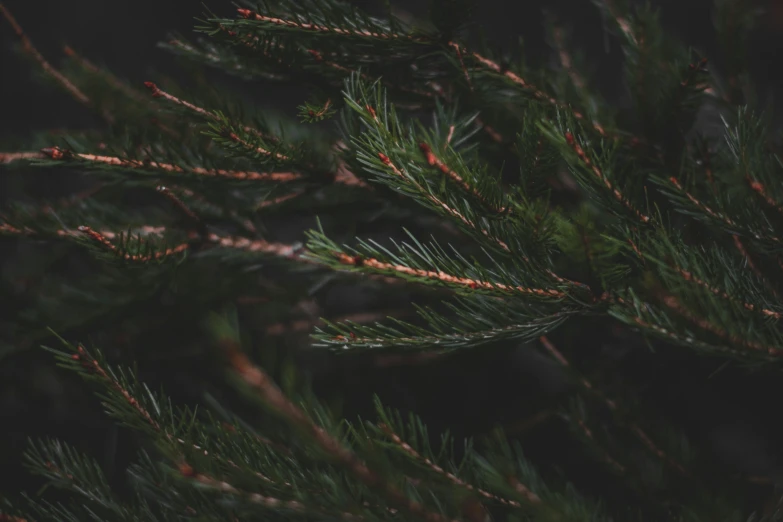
217;333;461;522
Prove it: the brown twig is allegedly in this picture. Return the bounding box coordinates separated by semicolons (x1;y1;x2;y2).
41;146;302;182
658;292;783;357
220;340;460;522
674;265;782;319
236;7;429;42
566;133;650;223
0;151;45;163
419;142;509;214
332;250;565;298
78;226;190;263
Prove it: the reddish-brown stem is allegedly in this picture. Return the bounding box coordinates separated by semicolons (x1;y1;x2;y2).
236;7;428;42
41;146;301;182
566;133;650;223
156;186;207;237
455;43;608;138
146;83;367;187
308;98;332;119
332;250;565;298
78;226;190;262
0;151;45;163
731;235;774;292
669;177;782;246
419;142;508;213
377;148;592;293
379;423;539;507
747;177;783;217
659;292;783;357
674;266;781;319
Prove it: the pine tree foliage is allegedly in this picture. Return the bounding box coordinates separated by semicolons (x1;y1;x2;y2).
2;0;783;520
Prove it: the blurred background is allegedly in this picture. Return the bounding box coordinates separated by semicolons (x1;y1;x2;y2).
2;0;783;514
3;0;783;139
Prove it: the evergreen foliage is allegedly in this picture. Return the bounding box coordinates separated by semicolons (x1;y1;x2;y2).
1;0;782;520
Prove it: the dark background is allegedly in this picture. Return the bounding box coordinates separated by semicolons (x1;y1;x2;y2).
3;0;783;138
3;0;783;514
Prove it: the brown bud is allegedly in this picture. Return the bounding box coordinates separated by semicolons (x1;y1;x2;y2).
143;81;161;97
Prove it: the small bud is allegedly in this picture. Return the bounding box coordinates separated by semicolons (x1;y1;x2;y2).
143;81;161;97
77;226;90;232
237;8;253;18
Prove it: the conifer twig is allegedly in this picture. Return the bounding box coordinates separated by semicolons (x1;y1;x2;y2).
375;139;591;293
657;292;783;357
331;251;566;298
219;339;461;522
68;345;342;519
235;7;429;43
379;423;540;507
77;226;190;263
565;132;650;223
453;43;608;138
41;146;302;182
730;235;777;296
418;142;509;214
673;265;782;319
146;82;368;187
